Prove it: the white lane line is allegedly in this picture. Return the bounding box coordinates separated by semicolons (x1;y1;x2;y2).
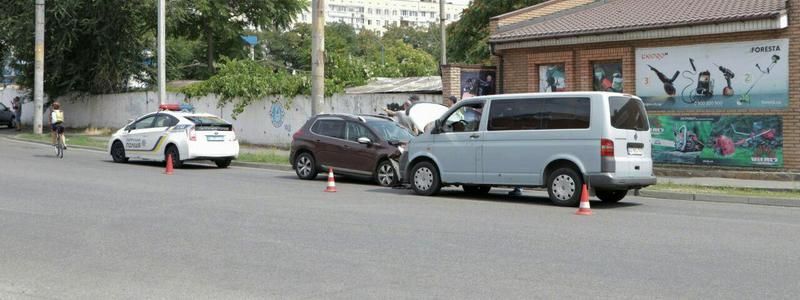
2;137;106;153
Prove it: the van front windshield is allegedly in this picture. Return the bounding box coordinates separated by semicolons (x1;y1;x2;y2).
609;96;649;131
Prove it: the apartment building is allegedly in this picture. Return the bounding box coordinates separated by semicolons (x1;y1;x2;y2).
296;0;468;33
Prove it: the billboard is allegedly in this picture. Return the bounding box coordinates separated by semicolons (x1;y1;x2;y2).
592;61;623;93
650;115;783;168
636;39;789;110
460;70;496;99
539;64;566;92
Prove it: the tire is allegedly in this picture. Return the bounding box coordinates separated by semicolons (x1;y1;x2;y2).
375;160;398;187
165;145;183;168
546;167;584;207
215;158;232;168
294;152;318;180
595;189;627;203
463;185;491;195
410;161;441;196
111;141;129;163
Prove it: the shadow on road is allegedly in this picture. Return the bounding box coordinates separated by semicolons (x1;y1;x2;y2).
104;160;220;170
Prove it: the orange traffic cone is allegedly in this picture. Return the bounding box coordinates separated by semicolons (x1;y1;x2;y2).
165;153;174;175
325;168;337;192
575;184;592;215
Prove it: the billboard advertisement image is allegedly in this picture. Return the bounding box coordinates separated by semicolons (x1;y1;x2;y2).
650;115;783;168
636;39;789;110
461;70;496;99
539;64;566;92
593;61;623;92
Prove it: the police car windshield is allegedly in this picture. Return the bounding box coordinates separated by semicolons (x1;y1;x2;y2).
185;116;228;126
367;120;413;142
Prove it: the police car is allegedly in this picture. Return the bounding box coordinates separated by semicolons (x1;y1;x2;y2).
108;104;239;168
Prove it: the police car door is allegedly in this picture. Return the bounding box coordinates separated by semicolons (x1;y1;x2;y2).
123;114;158;159
142;114;177;159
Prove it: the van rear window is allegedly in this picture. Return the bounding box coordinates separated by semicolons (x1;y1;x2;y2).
609;96;649;131
488;97;590;131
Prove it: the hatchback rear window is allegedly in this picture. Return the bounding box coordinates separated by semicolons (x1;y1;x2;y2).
609;96;649;131
185;116;232;131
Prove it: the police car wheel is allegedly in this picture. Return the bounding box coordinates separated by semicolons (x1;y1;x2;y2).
215;159;232;168
166;145;183;168
111;141;128;163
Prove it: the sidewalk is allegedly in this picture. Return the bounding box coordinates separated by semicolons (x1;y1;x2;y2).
658;176;800;191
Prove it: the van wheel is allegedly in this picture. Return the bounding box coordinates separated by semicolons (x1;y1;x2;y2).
547;168;583;207
463;185;491;195
596;189;627;203
410;162;441;196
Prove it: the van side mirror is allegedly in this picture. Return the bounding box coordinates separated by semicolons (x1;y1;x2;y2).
432;119;442;134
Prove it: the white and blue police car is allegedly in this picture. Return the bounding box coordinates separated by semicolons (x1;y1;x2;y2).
108;104;240;168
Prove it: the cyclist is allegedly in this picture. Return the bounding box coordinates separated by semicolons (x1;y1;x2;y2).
50;102;66;151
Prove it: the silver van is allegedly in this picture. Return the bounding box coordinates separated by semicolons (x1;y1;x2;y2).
401;92;656;206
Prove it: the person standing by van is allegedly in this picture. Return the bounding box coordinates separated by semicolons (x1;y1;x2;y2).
11;97;22;131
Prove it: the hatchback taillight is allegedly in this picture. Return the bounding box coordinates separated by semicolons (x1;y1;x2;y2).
292;130;303;139
188;126;197;141
601;139;614;157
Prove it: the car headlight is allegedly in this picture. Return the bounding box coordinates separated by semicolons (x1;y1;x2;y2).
398;145;406;153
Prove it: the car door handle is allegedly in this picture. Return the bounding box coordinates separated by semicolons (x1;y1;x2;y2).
470;134;480;139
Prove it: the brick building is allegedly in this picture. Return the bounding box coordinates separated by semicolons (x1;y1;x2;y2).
444;0;798;174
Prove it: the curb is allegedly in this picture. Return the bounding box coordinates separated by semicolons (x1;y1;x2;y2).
638;190;800;208
5;136;295;172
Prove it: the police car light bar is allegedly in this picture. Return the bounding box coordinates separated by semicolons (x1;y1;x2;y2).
159;103;195;112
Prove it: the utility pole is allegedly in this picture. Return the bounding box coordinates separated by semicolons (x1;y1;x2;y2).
440;0;447;65
33;0;45;134
157;0;167;105
311;0;325;115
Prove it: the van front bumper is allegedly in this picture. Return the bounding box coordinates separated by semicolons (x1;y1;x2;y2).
588;173;657;190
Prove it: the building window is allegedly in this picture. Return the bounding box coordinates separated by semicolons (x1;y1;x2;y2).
446;13;451;19
368;8;372;14
385;9;389;15
393;10;397;16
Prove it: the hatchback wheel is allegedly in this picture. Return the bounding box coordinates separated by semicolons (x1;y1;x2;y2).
410;162;441;196
547;168;583;207
375;160;398;187
294;152;318;180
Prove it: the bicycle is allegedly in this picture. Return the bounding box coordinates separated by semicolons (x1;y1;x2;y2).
54;125;66;159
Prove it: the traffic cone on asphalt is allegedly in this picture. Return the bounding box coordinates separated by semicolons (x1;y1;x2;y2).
325;168;337;192
165;153;174;175
575;184;592;216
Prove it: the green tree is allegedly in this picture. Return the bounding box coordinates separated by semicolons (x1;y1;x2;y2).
169;0;308;74
0;0;155;98
381;24;442;64
447;0;545;64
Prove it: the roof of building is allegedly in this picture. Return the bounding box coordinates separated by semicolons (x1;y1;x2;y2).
345;76;442;94
490;0;787;43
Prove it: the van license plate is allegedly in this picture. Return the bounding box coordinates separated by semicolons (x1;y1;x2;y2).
207;135;224;142
628;147;643;155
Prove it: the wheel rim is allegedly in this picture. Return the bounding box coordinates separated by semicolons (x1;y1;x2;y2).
413;167;434;191
112;144;124;160
552;174;576;200
297;156;312;177
378;163;395;186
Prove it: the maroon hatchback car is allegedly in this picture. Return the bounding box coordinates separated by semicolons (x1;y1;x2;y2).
290;114;414;186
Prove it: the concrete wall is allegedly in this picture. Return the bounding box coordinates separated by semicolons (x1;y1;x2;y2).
3;88;438;147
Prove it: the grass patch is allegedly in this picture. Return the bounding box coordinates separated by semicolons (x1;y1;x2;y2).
237;150;289;165
16;133;108;150
647;182;800;199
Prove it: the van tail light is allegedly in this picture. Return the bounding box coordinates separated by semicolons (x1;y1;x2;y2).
601;139;614;157
188;126;197;141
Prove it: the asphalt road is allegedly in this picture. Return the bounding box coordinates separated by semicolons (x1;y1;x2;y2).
1;136;799;299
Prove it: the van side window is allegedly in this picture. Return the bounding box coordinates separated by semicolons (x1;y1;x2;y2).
488;97;590;131
312;119;346;139
442;103;483;133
